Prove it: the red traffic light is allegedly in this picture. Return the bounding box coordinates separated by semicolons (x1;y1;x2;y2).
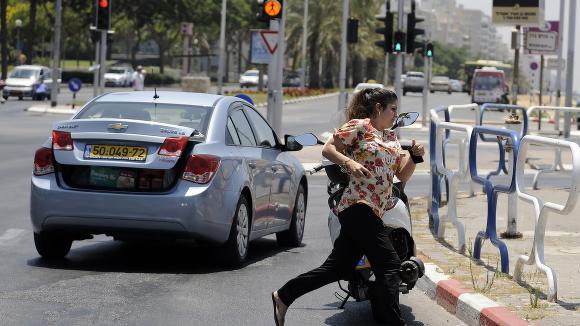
99;0;108;8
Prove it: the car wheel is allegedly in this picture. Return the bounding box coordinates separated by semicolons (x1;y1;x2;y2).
221;195;250;266
276;184;306;247
34;232;72;259
448;90;452;94
403;90;407;96
2;95;8;100
18;95;23;100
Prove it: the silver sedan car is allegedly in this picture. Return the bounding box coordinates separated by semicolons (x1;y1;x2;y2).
31;91;313;265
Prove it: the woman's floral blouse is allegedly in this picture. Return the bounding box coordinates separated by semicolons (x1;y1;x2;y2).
333;118;403;218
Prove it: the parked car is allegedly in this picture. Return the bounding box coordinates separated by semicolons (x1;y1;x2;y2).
3;65;60;100
450;79;463;92
30;91;312;265
352;82;384;95
239;69;268;88
283;71;301;87
402;71;425;95
430;76;452;94
104;65;134;87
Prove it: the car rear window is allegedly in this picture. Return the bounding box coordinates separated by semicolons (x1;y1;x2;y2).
432;77;449;82
9;69;38;78
76;102;211;132
407;72;424;77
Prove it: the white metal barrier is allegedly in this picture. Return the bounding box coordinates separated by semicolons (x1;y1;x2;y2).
435;122;472;253
526;106;580;189
513;135;580;302
448;104;479;197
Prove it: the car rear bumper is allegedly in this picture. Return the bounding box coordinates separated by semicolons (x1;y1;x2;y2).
30;174;238;244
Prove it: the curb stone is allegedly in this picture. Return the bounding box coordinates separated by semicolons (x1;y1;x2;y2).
416;258;538;326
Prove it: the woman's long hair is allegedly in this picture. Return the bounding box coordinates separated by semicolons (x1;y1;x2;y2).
345;88;398;121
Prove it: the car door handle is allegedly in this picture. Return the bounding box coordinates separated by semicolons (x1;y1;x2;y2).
248;162;256;169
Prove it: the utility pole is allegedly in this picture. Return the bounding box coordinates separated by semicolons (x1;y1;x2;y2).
337;0;349;119
300;0;308;89
511;25;520;106
554;0;565;130
217;0;227;95
50;0;62;107
394;0;404;104
564;0;576;135
99;30;107;95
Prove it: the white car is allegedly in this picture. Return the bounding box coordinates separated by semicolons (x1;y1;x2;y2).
402;71;425;95
450;79;463;92
353;82;384;94
239;70;268;88
3;65;60;100
430;76;452;94
104;66;134;87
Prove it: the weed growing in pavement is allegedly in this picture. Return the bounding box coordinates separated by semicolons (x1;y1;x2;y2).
521;269;544;309
466;239;498;293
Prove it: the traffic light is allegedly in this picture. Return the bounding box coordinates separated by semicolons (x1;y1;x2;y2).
95;0;111;31
347;18;359;44
425;42;434;58
263;0;283;20
374;11;394;53
406;0;424;54
394;31;405;53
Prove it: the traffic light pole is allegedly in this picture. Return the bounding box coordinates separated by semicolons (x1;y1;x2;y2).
394;0;404;105
337;0;349;120
217;0;227;95
50;0;62;107
266;3;286;135
99;30;107;95
383;53;389;86
422;55;429;127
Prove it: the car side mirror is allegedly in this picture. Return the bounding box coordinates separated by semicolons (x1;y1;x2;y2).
284;133;319;151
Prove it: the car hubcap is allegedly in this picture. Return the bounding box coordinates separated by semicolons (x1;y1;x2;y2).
236;203;249;257
296;192;305;240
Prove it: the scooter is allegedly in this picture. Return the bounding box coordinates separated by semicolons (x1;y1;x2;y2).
310;112;425;323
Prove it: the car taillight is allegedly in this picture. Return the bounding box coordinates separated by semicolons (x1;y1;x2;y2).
159;136;189;156
33;147;55;176
52;130;73;151
182;155;221;184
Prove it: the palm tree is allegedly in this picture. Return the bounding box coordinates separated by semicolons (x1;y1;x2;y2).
285;0;382;88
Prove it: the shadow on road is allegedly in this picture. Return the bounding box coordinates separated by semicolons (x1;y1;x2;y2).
27;237;291;274
319;299;424;325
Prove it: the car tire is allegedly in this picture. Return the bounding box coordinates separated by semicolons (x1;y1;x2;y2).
448;90;452;94
276;184;306;247
403;90;407;96
34;232;72;259
220;195;251;266
2;95;8;100
18;95;23;100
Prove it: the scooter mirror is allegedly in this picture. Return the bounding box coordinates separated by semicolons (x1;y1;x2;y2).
391;112;419;130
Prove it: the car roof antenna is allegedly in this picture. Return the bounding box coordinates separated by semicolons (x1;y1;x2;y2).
153;88;159;100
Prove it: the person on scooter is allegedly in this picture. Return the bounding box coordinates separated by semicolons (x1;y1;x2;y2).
271;88;424;325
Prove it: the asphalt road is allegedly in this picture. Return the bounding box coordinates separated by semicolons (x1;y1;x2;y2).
0;91;477;325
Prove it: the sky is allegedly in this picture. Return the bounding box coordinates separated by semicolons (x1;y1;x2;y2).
455;0;580;93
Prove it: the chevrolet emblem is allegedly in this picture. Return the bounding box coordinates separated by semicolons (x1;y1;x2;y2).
108;123;128;131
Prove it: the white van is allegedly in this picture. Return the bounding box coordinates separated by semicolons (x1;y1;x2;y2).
471;67;508;104
3;65;60;100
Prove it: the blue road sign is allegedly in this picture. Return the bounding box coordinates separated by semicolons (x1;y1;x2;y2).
235;94;254;105
68;78;82;93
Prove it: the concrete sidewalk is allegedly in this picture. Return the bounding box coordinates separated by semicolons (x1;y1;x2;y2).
410;182;580;326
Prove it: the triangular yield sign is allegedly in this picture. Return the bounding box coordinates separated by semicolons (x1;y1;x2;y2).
259;30;279;55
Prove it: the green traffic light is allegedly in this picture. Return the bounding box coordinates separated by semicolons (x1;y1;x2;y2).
395;43;401;52
427;50;432;57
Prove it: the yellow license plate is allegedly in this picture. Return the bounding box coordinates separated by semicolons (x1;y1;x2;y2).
85;144;147;161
